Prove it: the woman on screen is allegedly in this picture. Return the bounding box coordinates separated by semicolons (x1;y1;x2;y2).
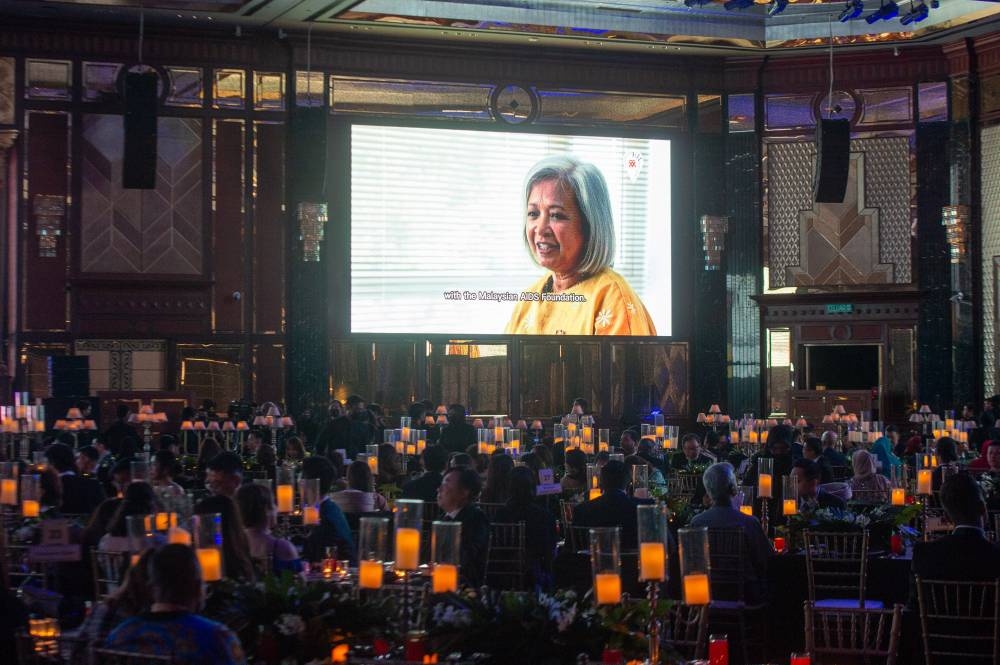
505;154;657;336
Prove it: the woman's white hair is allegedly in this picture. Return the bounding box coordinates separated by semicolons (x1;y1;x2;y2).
702;462;737;504
523;154;615;278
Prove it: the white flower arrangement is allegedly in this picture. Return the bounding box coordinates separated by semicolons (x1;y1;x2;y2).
274;613;306;636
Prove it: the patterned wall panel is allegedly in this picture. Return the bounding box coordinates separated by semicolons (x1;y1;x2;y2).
0;57;13;125
75;340;166;391
767;137;912;288
81;114;202;275
981;125;1000;396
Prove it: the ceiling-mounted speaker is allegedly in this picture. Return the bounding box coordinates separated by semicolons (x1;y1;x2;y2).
813;118;850;203
123;71;158;189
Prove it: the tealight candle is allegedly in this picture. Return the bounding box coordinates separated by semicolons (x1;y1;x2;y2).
276;484;294;513
394;527;421;570
303;505;319;525
639;542;665;581
683;573;710;605
331;644;349;664
367;455;378;476
783;499;797;516
0;479;16;505
359;559;383;589
154;512;176;531
891;488;905;506
594;572;622;604
739;505;753;516
917;469;933;495
197;548;222;582
758;473;773;498
432;563;458;593
22;499;40;518
167;526;192;545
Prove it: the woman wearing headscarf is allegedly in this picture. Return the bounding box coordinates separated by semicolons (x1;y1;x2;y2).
870;436;902;478
846;450;892;501
968;440;993;470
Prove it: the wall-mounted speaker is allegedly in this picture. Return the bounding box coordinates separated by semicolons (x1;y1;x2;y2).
123;71;158;189
289;107;328;202
813;118;850;203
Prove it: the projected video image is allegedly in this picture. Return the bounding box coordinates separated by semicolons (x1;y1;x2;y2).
350;125;672;336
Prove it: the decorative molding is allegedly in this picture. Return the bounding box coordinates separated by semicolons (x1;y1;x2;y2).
761;301;919;324
0;129;17;151
76;339;166;352
0;57;12;125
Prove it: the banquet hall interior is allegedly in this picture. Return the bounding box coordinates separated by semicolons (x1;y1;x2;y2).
3;1;1000;664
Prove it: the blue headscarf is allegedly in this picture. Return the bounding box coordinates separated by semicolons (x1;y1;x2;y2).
870;436;902;478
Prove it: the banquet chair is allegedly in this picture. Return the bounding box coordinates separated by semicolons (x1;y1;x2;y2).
830;466;852;482
803;600;904;665
90;647;174;664
91;547;130;602
803;530;881;609
564;525;591;554
476;502;505;522
5;542;48;592
669;474;700;502
662;602;709;661
915;577;999;665
706;528;767;663
484;521;526;590
848;489;889;505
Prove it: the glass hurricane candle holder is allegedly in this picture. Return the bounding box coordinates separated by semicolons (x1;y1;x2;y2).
358;516;389;590
193;512;224;582
300;477;321;525
589;527;621;605
1;462;18;506
366;444;380;476
679;527;711;605
393;499;423;571
666;425;680;450
757;457;773;498
636;504;668;582
130;460;149;483
631;464;649;499
431;520;462;593
506;428;521;453
477;428;491;455
739;487;755;516
20;474;40;518
782;475;798;516
276;466;295;513
587;464;602;501
400;417;412;443
127;514;155;554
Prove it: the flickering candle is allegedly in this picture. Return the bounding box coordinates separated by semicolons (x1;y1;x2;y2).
167;527;192;545
276;484;294;513
594;572;622;604
394;527;421;570
683;573;710;605
432;563;458;593
197;548;222;582
331;644;349;664
22;499;40;518
783;499;797;516
639;542;666;581
758;473;773;498
0;479;16;505
739;505;753;516
367;454;378;476
154;512;176;531
303;505;319;525
917;469;933;495
891;488;905;506
358;559;383;589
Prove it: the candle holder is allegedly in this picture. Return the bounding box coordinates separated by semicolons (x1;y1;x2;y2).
300;477;321;526
193;512;224;582
431;520;462;594
130;459;149;484
394;499;423;632
553;424;566;447
678;527;711;606
366;444;380;477
782;475;798;517
739;487;755;517
757;457;774;536
506;429;521;457
637;505;668;665
276;466;295;514
477;428;491;455
127;514;155;559
631;464;649;499
587;464;602;501
1;462;18;508
589;527;622;606
358;516;389;591
21;474;40;518
598;428;610;454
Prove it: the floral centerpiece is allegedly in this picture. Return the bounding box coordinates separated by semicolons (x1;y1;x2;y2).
204;572;398;664
780;504;921;551
979;473;999;502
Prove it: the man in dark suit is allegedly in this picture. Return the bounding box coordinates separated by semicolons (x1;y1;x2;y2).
819;431;850;469
102;404;137;457
402;444;447;503
437;466;490;586
438;404;477;455
792;458;846;511
45;442;105;514
572;460;652;549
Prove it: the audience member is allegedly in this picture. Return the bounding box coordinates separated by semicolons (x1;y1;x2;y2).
235;484;302;576
671;433;714;472
846;450;892;501
204;452;243;498
46;442;106;514
820;431;850;469
301;456;355;563
332;461;389;513
151;449;184;498
496;466;557;588
100;482;159;553
76;548;154;651
802;437;833;483
402;445;448;503
439;404;477;454
480;453;515;504
792;458;846;510
571;460;652;549
871;430;902;478
436;467;490;586
193;495;256;582
560;448;587;494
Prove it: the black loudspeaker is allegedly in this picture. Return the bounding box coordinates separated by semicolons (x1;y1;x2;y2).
123;71;158;189
813;118;851;203
48;356;90;398
289;107;327;201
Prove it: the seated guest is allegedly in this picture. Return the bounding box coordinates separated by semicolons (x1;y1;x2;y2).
637;437;669;478
802;437;833;483
193;495;256;582
158;434;181;457
560;448;588;494
572;460;652;549
204;451;244;498
46;442;105;514
619;429;639;456
496;466;557;589
448;452;475;471
793;459;847;511
436;467;490;586
76;445;101;478
402;445;448;503
932;437;960;492
253;445;277;480
624;455;666;492
377;443;406;486
283;436;307;464
439;404;477;454
871;432;902;478
847;450;892;501
690;463;772;605
75;548;154;653
100;482;159;553
93;438;117;494
105;544;245;665
967;440;994;471
911;473;1000;606
671;433;714;473
301;456;355;563
150;450;185;499
235;484;302;576
820;431;850;469
332;461;389;513
197;438;223;475
480;453;515;504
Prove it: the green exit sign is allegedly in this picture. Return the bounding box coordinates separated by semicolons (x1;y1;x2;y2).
826;303;853;314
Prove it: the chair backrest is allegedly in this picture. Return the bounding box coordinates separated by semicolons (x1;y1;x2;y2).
849;489;888;505
91;547;130;602
91;647;174;664
669;474;700;501
804;601;904;665
565;525;591;554
803;530;870;605
830;465;851;482
706;528;749;603
915;577;1000;665
5;542;48;592
662;602;708;660
484;522;526;590
476;502;505;521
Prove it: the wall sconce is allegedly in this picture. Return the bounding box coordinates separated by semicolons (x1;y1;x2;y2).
700;215;728;271
941;205;968;264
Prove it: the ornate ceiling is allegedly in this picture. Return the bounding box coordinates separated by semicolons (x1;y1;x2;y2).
5;0;1000;53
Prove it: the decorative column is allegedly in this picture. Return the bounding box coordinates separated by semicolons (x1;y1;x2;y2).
0;129;18;399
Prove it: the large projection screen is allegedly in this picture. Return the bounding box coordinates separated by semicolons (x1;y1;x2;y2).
350;124;672;336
